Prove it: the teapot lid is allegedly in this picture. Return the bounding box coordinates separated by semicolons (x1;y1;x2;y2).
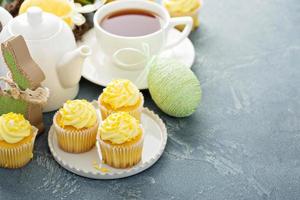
9;7;62;40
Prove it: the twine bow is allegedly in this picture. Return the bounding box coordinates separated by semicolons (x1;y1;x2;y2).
134;43;157;86
0;77;49;106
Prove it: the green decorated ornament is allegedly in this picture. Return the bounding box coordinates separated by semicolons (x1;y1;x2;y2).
147;58;202;117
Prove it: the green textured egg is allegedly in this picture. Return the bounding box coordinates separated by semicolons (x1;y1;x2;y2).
148;58;202;117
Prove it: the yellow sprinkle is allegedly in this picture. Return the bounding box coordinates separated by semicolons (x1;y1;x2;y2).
93;165;100;169
99;167;110;173
93;161;110;173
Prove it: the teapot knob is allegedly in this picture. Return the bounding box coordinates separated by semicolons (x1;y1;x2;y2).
27;7;43;26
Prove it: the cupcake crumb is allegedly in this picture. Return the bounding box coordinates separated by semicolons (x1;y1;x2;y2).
99;167;110;173
93;161;110;173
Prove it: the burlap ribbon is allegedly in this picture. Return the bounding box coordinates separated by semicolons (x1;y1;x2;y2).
0;77;49;106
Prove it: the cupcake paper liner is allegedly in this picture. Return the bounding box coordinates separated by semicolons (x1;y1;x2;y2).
0;127;38;169
97;128;144;169
53;113;99;153
99;93;144;121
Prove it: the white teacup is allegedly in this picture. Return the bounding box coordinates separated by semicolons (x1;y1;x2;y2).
93;0;193;71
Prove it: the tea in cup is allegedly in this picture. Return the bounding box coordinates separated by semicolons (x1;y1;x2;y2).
93;0;193;70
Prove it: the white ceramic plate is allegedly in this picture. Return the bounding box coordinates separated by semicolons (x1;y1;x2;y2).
77;28;195;89
48;107;167;179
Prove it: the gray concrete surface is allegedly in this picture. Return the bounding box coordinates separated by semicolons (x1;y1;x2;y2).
1;0;300;199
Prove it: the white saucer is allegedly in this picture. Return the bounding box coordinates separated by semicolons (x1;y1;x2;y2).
77;28;195;89
48;107;167;179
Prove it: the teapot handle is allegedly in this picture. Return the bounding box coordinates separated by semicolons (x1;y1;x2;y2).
0;7;13;28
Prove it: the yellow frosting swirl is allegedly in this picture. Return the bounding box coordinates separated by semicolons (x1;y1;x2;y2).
100;112;142;145
100;79;140;109
0;113;31;144
58;100;97;129
164;0;201;14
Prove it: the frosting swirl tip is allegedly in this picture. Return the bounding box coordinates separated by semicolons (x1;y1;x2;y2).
0;112;31;144
100;79;140;110
58;99;97;129
100;112;142;145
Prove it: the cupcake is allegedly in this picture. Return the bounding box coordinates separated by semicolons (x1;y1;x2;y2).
0;113;38;168
98;112;144;168
53;99;99;153
99;79;144;121
163;0;202;31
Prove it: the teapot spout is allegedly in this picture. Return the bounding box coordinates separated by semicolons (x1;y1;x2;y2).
57;45;91;88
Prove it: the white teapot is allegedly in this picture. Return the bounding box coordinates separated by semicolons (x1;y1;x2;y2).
0;7;91;112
